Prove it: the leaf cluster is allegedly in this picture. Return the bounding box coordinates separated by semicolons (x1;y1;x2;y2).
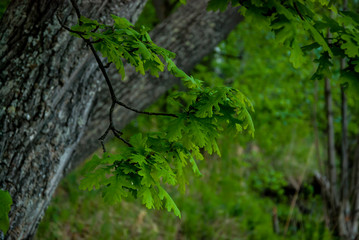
79;84;254;217
70;15;254;216
208;0;359;95
71;15;174;79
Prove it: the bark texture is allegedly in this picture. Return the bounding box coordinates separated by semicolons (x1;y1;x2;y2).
0;0;242;239
0;0;147;239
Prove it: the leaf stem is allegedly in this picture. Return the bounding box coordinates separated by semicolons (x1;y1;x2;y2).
58;2;177;152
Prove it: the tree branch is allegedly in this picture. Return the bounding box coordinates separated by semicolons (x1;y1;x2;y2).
69;0;82;21
59;1;178;151
115;100;178;118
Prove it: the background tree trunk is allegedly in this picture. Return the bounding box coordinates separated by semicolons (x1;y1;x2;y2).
0;0;242;239
152;0;172;21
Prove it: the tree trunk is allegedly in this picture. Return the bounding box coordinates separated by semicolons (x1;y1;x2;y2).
324;77;338;221
350;135;359;238
339;1;350;238
152;0;172;21
0;0;243;239
0;1;147;238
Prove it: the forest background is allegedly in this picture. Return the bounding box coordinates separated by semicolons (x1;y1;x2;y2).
1;0;359;239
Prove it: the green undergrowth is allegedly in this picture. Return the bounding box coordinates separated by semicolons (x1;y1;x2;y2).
36;135;331;240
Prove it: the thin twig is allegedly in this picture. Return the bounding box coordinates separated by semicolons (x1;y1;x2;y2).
99;127;110;152
104;62;112;68
85;39;118;100
69;0;82;21
59;1;178;152
112;127;132;147
84;40;177;118
56;15;85;35
116;100;178;118
91;25;100;32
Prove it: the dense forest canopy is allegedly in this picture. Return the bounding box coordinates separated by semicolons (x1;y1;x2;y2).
0;0;359;239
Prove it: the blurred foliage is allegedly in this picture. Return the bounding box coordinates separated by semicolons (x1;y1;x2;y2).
35;142;332;239
0;0;9;18
135;1;159;30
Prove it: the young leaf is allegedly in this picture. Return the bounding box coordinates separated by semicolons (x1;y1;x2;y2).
139;188;155;209
290;40;306;68
189;156;202;177
0;190;12;235
158;185;181;218
303;20;333;57
111;14;133;29
79;168;108;191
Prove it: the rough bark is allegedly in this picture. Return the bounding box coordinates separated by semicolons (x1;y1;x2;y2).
0;0;243;239
0;0;147;239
